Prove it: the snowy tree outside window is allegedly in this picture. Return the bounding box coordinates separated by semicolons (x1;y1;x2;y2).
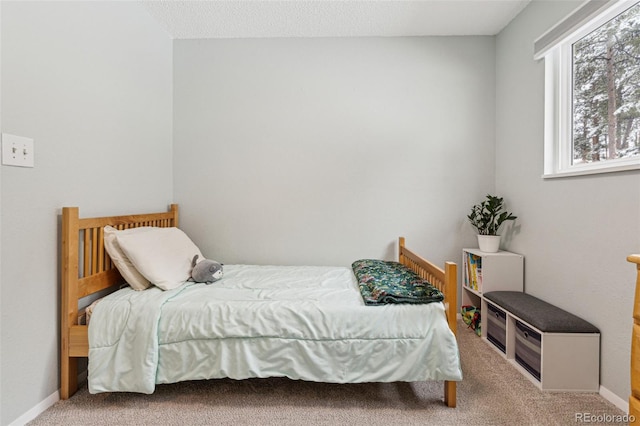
572;2;640;165
539;0;640;177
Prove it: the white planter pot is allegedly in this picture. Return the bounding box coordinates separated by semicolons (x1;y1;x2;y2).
477;235;501;253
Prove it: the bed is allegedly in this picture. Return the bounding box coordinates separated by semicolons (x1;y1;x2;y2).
60;204;461;407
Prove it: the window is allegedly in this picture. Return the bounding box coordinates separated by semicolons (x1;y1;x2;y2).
538;1;640;177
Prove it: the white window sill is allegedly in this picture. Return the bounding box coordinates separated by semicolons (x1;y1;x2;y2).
543;161;640;179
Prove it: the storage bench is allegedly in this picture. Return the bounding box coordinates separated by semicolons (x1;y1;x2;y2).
482;291;600;391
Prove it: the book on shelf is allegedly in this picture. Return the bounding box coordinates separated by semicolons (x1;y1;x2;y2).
465;252;482;291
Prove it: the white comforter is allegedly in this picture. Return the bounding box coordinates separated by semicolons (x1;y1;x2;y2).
88;265;462;394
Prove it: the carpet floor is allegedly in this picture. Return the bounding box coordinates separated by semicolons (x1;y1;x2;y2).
29;321;627;425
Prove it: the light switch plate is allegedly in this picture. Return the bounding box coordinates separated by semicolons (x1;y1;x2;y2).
2;133;35;168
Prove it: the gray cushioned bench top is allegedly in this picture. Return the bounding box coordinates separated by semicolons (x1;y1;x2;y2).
483;291;599;333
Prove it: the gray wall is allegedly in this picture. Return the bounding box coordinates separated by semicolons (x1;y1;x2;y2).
0;2;173;424
496;1;640;401
0;2;3;423
4;0;638;423
173;37;495;270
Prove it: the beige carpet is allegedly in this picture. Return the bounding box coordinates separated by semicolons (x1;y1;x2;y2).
29;321;627;425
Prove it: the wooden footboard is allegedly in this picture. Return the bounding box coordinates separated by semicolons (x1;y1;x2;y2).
399;236;458;408
60;205;179;399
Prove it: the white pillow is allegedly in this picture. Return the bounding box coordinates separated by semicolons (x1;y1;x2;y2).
103;226;154;291
116;227;203;291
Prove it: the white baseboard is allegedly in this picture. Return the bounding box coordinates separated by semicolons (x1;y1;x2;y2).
600;385;629;413
8;371;87;426
8;390;59;426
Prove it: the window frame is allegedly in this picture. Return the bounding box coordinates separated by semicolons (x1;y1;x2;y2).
542;0;640;178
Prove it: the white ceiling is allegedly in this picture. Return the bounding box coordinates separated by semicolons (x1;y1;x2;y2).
141;0;532;39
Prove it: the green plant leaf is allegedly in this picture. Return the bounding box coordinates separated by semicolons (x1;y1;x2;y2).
467;194;517;235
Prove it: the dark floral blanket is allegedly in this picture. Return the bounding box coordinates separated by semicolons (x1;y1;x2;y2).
352;259;444;305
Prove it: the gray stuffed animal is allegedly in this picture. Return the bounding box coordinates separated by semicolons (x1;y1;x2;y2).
191;254;223;283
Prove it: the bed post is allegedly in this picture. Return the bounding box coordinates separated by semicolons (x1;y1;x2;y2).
170;203;179;227
444;261;457;335
61;207;79;400
444;260;457;408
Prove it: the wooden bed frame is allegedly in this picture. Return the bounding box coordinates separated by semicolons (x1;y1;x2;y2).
629;254;640;422
60;205;458;407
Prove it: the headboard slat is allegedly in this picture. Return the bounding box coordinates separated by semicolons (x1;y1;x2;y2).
91;228;98;275
97;228;105;273
83;231;90;278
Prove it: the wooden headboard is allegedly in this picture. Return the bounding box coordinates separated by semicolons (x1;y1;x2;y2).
60;204;179;399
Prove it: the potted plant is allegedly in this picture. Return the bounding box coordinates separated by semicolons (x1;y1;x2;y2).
467;194;517;252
